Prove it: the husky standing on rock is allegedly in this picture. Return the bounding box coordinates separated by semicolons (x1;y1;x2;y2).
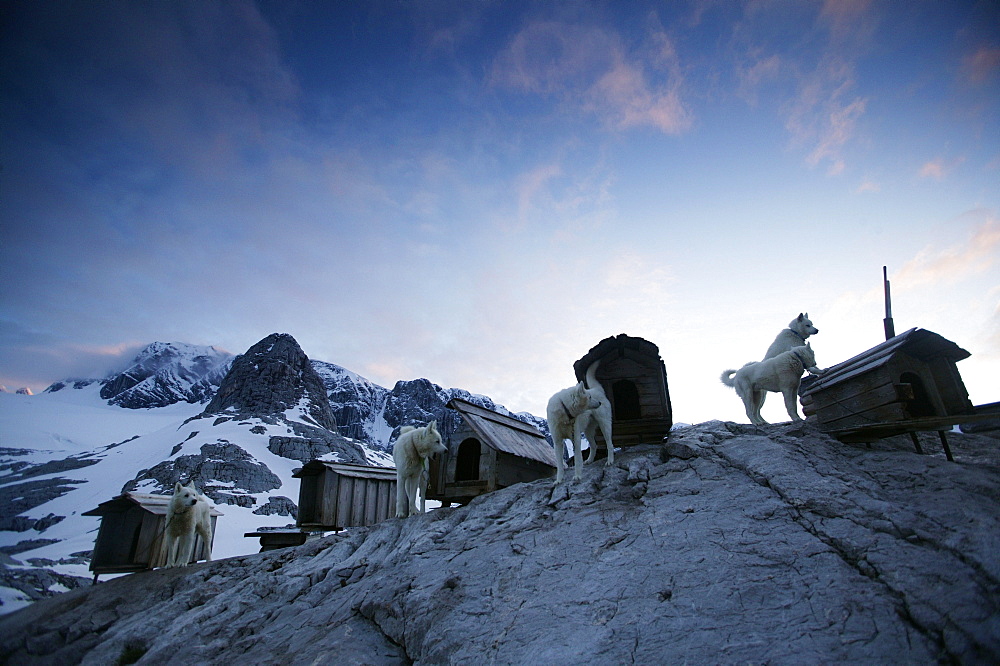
393;421;447;518
164;481;214;567
721;344;817;426
764;313;824;375
547;381;602;484
575;360;614;469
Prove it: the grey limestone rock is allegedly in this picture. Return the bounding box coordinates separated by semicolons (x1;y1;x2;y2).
2;422;998;664
122;441;282;500
252;496;297;518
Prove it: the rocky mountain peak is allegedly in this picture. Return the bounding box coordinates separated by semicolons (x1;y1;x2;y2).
203;333;337;432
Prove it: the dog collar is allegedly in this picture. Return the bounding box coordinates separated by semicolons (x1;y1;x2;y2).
559;400;576;420
791;349;808;366
789;329;806;342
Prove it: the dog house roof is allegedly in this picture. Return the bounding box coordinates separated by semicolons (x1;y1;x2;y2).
83;492;224;517
292;461;398;480
447;398;557;468
801;328;970;394
573;333;664;383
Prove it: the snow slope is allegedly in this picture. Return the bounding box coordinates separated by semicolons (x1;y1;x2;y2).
0;384;389;614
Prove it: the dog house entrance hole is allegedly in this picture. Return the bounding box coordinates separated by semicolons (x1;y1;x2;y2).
127;520;142;562
900;372;936;418
612;380;642;420
455;438;481;481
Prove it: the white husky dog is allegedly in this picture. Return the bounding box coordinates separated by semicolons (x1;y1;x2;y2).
164;481;214;567
721;344;816;426
547;381;602;483
393;421;446;518
764;313;824;376
575;360;614;468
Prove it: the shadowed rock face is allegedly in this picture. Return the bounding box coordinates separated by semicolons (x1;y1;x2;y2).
2;421;998;664
204;333;338;432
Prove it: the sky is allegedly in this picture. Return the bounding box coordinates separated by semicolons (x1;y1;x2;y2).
1;0;998;426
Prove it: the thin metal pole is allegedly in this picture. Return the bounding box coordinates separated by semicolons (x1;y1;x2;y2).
883;266;896;340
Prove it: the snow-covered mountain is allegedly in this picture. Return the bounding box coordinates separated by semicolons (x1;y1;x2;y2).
96;341;233;409
0;387;34;396
0;334;545;614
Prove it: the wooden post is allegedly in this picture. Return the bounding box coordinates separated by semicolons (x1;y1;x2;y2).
883;266;895;341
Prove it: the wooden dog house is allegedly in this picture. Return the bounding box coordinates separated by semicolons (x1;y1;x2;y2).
293;461;397;531
798;328;976;456
572;334;673;450
83;492;221;577
425;398;556;505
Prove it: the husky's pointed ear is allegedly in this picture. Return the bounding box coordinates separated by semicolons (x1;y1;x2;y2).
798;313;805;320
174;482;183;493
428;420;437;431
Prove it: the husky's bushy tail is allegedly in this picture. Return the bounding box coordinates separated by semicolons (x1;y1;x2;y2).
721;362;755;388
586;358;601;390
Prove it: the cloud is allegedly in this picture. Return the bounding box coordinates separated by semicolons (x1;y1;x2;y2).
894;214;1000;288
785;58;868;175
491;20;691;134
733;1;878;173
0;319;148;389
736;53;782;105
856;180;880;193
820;0;876;41
963;46;1000;85
514;163;564;230
919;157;965;180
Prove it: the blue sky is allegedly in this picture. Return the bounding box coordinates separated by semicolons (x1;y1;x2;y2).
2;0;998;425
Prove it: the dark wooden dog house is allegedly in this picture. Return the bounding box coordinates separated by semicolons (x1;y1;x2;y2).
83;492;221;577
425;398;556;505
572;334;673;450
293;461;397;531
799;328;975;456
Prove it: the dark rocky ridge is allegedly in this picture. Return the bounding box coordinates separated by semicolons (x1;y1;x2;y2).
2;422;998;664
315;360;550;452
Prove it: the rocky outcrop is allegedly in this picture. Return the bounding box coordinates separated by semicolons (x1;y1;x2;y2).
122;441;283;507
381;379;550;446
252;496;297;518
314;361;548;451
98;342;232;409
313;361;389;444
2;422;997;664
0;450;100;532
204;334;335;431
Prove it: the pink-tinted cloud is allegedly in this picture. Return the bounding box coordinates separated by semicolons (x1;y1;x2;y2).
737;1;878;173
895;215;1000;288
856;180;880;193
491;20;690;134
919;156;965;180
963;46;1000;85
